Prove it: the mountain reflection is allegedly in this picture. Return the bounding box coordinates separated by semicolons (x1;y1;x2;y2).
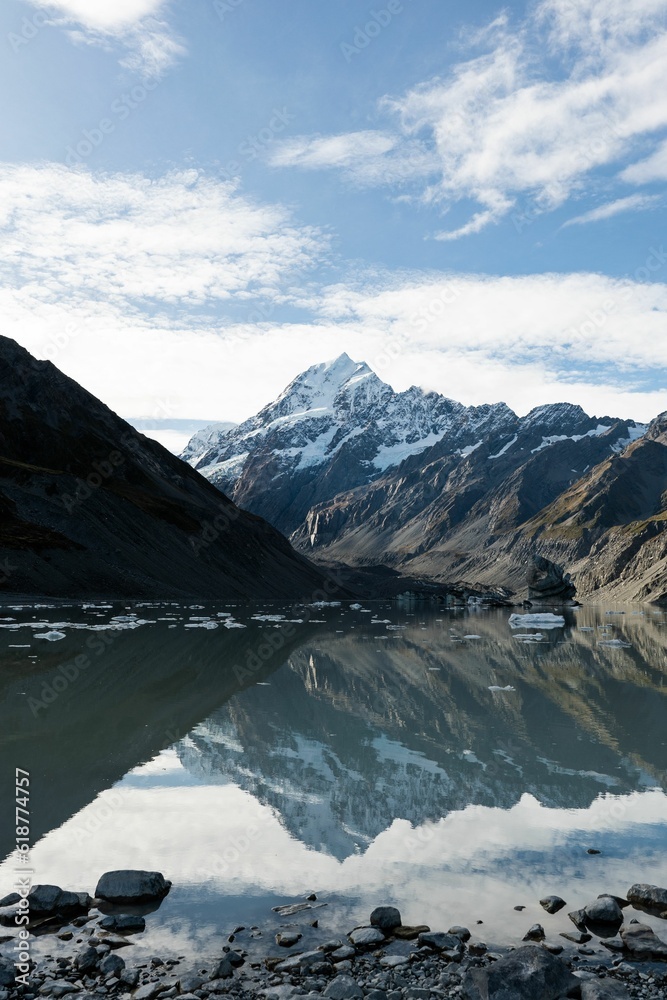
1;603;666;867
178;608;667;860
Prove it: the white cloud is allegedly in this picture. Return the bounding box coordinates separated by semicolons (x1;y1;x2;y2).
0;163;326;307
621;138;667;183
271;1;667;236
563;193;661;226
1;162;666;424
26;0;185;76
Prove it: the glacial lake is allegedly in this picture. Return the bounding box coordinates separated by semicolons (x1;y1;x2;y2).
1;599;667;964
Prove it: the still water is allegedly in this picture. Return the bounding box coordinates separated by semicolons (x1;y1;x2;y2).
1;600;666;961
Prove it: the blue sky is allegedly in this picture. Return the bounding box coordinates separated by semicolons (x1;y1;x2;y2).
1;0;667;441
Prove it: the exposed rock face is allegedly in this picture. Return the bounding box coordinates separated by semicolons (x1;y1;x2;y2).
183;352;661;601
0;336;337;599
527;555;576;603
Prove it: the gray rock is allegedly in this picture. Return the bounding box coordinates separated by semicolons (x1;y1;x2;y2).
619;922;667;959
584;897;624;927
99;952;125;977
348;926;384;947
468;941;488;956
98;914;146;933
560;931;592;944
365;991;388;1000
580;980;630;999
627;883;667;914
119;968;140;988
0;961;13;988
28;884;88;918
179;975;204;993
540;896;567;915
320;939;344;952
331;946;355;961
405;990;431;1000
276;931;302;947
94;870;171;904
275;950;323;972
448;925;471;941
527;555;576;603
461;945;579;1000
417;931;464;953
133;984;166;1000
0;893;20;908
210;957;235;979
568;908;588;931
323;975;363;999
370;906;402;933
74;947;99;973
523;924;545;941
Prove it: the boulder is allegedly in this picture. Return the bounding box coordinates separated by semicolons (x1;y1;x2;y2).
210;957;235;979
527;555;576;603
619;922;667;960
94;870;171;905
98;914;146;933
370;905;402;933
417;931;464;955
349;926;385;947
74;946;99;974
523;924;545;941
323;975;363;999
99;952;125;976
462;945;579;1000
568;908;587;931
27;884;88;918
540;896;567;915
394;924;430;939
580;980;630;999
276;931;302;947
584;897;624;930
448;925;471;941
0;894;20;908
627;883;667;915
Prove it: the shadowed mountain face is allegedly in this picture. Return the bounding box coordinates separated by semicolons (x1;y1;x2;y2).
0;337;337;599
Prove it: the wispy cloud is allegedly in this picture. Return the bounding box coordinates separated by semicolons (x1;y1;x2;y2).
563;193;661;227
25;0;185;76
271;0;667;237
621;139;667;184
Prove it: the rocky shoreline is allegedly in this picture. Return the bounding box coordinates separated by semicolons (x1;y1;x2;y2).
1;873;667;1000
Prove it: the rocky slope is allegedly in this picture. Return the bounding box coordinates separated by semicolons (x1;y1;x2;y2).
0;337;338;599
183;353;520;536
184;354;657;600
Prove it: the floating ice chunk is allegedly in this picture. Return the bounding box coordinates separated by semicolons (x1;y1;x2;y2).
222;621;246;629
252;614;286;621
508;613;565;629
184;621;219;629
34;631;66;641
512;633;544;640
578;627;594;632
489;685;516;692
598;638;632;648
308;601;341;608
350;603;364;610
464;634;482;639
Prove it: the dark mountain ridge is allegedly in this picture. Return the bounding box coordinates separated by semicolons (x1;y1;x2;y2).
0;337;338;599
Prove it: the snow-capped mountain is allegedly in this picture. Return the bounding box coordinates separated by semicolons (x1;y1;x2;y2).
181;354;644;547
181;354;534;534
